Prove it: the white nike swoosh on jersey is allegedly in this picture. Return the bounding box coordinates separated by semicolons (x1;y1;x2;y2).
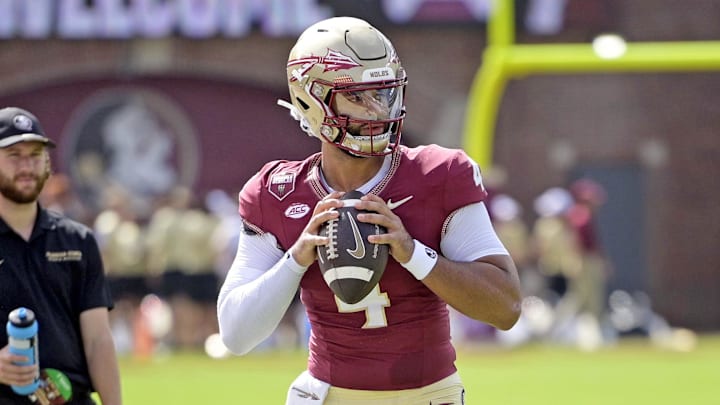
387;195;414;210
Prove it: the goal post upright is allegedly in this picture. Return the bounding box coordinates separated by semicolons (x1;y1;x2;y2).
464;0;720;168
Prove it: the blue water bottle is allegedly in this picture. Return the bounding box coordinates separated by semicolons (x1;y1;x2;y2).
6;307;40;395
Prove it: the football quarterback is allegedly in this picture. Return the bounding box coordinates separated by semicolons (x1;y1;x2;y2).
217;16;522;405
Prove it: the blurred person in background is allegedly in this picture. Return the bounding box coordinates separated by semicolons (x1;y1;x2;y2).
531;181;611;349
0;107;121;405
145;186;221;350
93;184;149;357
531;186;580;305
566;178;608;317
217;17;520;405
560;178;611;348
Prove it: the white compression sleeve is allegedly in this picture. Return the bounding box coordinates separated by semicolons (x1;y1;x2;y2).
440;202;510;261
217;231;307;355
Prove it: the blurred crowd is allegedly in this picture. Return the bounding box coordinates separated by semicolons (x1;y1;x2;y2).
39;174;247;358
479;171;612;351
38;170;692;358
450;167;694;352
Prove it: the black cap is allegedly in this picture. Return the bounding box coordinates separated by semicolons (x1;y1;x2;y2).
0;107;55;148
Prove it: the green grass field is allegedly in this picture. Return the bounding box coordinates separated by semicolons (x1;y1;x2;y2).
116;335;720;404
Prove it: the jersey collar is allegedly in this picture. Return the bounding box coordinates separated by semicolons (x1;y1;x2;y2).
0;204;56;239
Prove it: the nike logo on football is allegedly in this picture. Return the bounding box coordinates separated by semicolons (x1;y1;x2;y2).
346;214;366;259
387;195;413;210
291;387;320;400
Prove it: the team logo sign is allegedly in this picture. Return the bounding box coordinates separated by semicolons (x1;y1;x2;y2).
61;88;199;212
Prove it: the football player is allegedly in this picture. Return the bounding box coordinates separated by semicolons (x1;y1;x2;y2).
217;16;521;405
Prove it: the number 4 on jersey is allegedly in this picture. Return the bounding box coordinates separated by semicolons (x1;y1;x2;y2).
335;284;390;329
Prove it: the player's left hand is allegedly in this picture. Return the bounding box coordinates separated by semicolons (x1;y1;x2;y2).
354;194;415;264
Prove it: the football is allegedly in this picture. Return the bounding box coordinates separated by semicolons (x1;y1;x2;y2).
317;190;389;304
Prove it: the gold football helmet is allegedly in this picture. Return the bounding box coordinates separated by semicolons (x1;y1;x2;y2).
279;17;407;156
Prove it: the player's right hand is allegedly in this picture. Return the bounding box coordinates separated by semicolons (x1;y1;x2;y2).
290;191;344;267
0;345;39;387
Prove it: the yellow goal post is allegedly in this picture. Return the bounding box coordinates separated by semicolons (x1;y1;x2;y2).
464;0;720;168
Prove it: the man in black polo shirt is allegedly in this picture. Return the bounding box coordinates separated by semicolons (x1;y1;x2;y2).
0;107;122;405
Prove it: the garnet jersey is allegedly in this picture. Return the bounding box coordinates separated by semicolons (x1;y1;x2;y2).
238;144;487;390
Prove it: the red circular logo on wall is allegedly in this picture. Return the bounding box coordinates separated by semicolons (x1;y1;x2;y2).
61;88;199;214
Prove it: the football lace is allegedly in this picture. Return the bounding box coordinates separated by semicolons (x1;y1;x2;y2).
324;219;339;259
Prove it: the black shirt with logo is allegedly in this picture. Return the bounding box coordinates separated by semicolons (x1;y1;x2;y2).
0;205;113;398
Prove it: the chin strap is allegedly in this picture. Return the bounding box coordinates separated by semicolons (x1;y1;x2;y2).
277;99;314;138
